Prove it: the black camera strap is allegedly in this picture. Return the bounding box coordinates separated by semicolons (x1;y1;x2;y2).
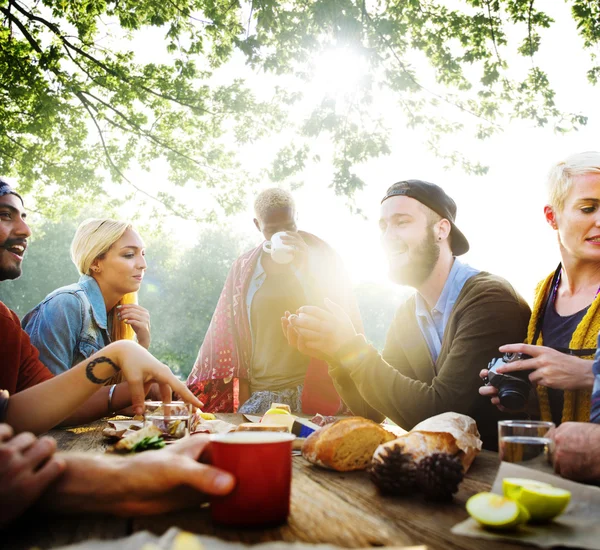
532;263;597;357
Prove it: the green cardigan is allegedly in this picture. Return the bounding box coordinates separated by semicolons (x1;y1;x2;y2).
330;272;531;450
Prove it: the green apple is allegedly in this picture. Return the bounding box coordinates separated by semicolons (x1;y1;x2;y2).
502;478;552;500
466;492;530;530
516;486;571;522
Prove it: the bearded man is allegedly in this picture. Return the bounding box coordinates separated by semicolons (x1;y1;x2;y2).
283;180;531;450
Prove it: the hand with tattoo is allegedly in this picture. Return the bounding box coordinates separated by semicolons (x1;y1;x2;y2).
84;341;203;416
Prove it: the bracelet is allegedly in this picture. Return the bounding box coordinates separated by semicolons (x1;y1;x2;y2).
107;383;118;416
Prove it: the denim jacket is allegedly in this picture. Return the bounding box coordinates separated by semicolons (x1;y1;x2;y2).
22;275;111;375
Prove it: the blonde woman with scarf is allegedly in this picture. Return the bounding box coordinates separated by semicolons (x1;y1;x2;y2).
480;152;600;425
22;219;151;387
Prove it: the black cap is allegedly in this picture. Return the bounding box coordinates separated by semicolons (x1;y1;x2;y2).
0;177;23;205
381;179;469;256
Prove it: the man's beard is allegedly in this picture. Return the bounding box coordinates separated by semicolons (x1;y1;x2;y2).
0;262;22;281
388;225;440;288
0;240;24;281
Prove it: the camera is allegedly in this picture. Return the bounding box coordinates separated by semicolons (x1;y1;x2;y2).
484;352;532;410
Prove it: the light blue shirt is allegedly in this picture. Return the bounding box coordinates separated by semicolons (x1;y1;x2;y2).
414;259;480;365
22;275;111;375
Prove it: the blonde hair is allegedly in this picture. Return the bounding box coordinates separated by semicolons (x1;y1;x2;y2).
71;218;137;343
254;188;295;223
547;151;600;211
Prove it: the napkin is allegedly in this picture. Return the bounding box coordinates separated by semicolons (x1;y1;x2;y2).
452;461;600;548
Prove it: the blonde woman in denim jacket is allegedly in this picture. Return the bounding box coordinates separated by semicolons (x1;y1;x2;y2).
22;219;151;377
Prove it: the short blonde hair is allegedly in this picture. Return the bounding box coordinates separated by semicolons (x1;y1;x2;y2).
71;218;137;347
547;151;600;211
71;218;132;275
254;188;295;223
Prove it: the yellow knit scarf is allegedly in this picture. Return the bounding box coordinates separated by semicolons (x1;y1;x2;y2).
529;271;599;423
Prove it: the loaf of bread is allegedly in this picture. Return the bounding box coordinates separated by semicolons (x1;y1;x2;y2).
373;412;482;472
302;417;396;471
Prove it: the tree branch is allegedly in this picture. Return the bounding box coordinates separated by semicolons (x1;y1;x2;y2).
0;6;43;54
79;89;226;176
74;91;194;220
485;0;504;65
9;0;214;114
361;0;502;130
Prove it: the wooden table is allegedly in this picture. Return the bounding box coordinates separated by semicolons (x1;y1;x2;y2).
3;415;515;550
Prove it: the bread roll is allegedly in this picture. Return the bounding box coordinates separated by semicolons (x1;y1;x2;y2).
373;412;481;472
302;417;396;471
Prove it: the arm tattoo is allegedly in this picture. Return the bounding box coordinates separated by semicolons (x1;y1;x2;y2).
86;356;121;385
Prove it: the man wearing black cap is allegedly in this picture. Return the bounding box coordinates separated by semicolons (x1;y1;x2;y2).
283;180;531;450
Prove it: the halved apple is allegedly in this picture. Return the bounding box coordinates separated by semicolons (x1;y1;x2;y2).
502;477;571;522
516;486;571;522
502;477;552;500
466;492;530;529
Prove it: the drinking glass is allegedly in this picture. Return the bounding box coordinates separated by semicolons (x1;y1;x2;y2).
143;400;192;415
145;402;191;440
498;420;555;469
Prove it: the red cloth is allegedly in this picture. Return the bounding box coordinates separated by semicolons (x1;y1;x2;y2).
187;232;363;413
0;301;54;394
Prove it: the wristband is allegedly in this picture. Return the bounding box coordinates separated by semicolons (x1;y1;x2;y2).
107;383;118;416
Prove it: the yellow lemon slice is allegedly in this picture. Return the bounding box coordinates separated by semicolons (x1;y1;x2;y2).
466;492;530;529
198;412;216;420
515;486;571;522
502;477;553;500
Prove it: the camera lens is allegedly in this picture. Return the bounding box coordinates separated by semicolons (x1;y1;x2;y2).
498;388;528;410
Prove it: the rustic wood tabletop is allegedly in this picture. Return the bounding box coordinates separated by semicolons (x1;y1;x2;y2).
2;414;516;550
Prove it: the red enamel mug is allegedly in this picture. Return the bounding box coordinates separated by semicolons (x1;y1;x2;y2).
210;431;295;527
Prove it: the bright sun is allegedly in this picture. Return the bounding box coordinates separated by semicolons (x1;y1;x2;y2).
310;47;369;97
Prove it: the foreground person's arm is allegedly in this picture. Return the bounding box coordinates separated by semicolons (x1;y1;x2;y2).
36;436;235;516
6;340;202;434
0;424;66;529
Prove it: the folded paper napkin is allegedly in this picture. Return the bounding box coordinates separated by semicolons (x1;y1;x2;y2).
452;461;600;549
54;528;427;550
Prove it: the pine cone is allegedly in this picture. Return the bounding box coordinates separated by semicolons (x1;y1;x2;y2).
369;446;417;496
416;452;464;501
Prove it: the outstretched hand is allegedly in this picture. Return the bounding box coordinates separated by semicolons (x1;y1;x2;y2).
282;299;357;358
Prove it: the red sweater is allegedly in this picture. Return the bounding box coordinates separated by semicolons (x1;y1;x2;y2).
0;300;53;394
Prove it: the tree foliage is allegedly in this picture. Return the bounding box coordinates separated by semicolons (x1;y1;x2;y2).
1;0;598;214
